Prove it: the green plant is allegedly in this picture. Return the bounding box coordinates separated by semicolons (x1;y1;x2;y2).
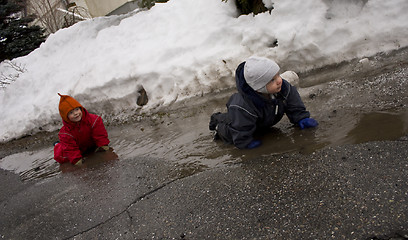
0;0;46;62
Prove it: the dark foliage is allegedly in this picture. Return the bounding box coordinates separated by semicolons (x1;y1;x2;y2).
0;0;46;62
222;0;268;15
235;0;267;15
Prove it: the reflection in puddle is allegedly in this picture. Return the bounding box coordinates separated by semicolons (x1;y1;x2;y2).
59;150;119;174
203;110;408;162
0;148;59;181
0;148;119;181
1;110;407;181
341;111;408;144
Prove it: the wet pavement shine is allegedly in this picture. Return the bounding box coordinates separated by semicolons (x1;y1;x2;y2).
1;48;408;239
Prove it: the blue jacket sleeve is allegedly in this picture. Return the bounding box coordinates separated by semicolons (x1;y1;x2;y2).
283;83;310;124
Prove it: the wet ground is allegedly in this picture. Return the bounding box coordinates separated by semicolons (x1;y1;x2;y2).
0;47;408;239
1;47;407;181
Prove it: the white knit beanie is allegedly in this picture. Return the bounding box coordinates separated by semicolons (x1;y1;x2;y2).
244;56;280;91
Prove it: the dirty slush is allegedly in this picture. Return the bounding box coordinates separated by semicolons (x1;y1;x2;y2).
0;48;408;239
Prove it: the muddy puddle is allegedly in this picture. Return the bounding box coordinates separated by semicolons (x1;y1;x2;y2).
2;108;407;181
337;111;408;145
1;48;408;181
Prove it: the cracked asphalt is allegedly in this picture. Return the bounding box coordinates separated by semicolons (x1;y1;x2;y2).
1;137;408;239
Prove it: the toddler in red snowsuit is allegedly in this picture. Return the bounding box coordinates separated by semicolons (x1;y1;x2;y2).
54;93;110;165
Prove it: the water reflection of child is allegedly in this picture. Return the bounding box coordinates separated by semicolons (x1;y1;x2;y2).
54;93;110;165
209;56;318;149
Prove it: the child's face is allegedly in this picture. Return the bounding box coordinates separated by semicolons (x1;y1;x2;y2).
67;107;82;123
266;73;282;94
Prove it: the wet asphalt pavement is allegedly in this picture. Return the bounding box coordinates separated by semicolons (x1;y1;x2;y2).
1;137;408;239
1;48;408;239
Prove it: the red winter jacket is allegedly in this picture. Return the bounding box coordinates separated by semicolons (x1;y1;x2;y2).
54;108;110;164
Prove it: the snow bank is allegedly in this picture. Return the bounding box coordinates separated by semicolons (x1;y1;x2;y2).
1;0;407;142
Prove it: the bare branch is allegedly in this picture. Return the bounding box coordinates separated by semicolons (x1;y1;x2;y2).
26;0;91;34
0;61;26;88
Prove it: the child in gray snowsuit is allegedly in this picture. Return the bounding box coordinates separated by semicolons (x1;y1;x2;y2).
209;56;318;149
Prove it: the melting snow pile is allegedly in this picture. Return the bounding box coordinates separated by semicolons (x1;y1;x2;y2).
0;0;407;142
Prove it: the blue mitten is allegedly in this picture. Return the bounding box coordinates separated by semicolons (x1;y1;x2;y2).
247;140;262;149
298;118;318;129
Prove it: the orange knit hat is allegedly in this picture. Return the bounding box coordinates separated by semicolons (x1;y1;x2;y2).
58;93;83;122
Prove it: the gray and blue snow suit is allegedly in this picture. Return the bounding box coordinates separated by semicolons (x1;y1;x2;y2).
210;61;310;149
